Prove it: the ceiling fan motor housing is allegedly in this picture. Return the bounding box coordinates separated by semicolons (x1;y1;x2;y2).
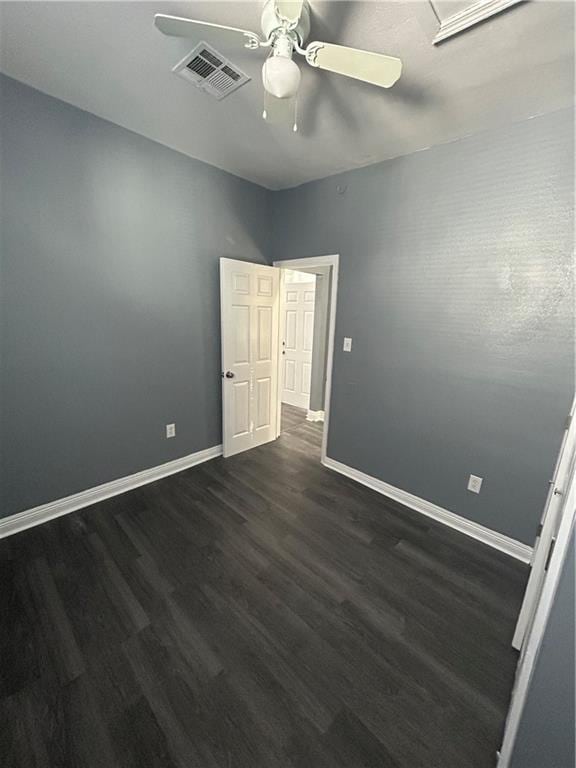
261;0;310;46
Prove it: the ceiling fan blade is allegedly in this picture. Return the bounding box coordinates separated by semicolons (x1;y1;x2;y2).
263;91;298;131
275;0;304;24
154;14;261;50
305;42;402;88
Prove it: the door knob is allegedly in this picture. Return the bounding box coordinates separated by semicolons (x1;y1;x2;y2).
225;371;235;379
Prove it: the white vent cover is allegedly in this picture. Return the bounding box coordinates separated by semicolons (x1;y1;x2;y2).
172;42;250;100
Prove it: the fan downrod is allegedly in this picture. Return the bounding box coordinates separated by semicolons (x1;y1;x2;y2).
260;0;311;47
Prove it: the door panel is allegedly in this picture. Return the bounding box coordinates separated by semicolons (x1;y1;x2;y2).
255;377;272;430
257;276;273;296
281;280;316;409
257;306;273;361
233;382;250;436
285;311;297;350
233;272;250;294
232;305;250;363
303;311;314;351
284;359;296;391
221;258;279;457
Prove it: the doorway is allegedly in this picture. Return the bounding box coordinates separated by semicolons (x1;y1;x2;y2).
219;255;338;461
274;255;338;465
277;269;320;445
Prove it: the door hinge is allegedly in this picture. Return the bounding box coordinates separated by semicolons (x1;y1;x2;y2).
536;522;543;538
544;537;556;572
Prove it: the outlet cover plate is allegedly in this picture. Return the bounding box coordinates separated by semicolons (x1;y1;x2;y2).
468;474;483;494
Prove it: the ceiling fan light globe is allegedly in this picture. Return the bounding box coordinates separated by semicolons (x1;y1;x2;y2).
262;56;301;99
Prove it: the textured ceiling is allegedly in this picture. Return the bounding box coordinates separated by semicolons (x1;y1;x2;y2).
0;1;573;189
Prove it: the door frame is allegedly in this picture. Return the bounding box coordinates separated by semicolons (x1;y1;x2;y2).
497;413;576;767
273;255;340;465
512;397;576;649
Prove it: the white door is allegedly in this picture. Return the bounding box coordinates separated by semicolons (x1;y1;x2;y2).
281;281;316;409
220;258;279;458
512;399;576;650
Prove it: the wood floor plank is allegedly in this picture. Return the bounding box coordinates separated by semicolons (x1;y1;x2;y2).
0;404;527;767
280;403;309;433
26;556;85;684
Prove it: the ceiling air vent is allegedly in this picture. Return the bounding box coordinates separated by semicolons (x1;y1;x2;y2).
172;42;250;101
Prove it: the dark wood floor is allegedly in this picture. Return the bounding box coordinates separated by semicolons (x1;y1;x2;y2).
0;418;527;768
281;402;309;433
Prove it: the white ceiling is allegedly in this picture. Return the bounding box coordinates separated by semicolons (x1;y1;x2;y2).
0;1;573;189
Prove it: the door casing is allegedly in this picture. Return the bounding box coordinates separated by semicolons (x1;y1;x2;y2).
512;397;576;650
273;255;339;465
497;399;576;766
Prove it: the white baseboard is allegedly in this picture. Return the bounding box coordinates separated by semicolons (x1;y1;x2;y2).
322;456;532;563
2;445;532;564
0;445;223;540
306;409;325;423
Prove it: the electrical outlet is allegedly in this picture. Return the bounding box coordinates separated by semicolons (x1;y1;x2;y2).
166;423;176;439
343;337;352;352
468;474;483;494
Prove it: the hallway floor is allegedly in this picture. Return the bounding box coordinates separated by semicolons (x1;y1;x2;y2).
1;418;527;768
281;402;309;434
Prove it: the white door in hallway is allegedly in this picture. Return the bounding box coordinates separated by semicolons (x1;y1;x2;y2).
281;280;316;410
220;258;279;457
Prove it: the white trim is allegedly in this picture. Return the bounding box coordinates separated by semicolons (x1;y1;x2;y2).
0;445;223;540
306;409;325;422
275;266;287;439
274;255;338;268
512;398;576;649
432;0;523;44
497;483;576;765
322;456;532;563
273;255;339;466
497;403;576;766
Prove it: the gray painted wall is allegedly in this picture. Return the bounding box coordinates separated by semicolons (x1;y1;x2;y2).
0;74;270;517
1;73;574;549
1;73;573;767
509;529;575;768
271;109;574;545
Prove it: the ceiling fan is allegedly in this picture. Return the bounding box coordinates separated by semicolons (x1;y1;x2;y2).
154;0;402;131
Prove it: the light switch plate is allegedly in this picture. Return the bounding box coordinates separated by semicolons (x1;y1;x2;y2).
467;474;483;494
343;337;352;352
166;423;176;438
